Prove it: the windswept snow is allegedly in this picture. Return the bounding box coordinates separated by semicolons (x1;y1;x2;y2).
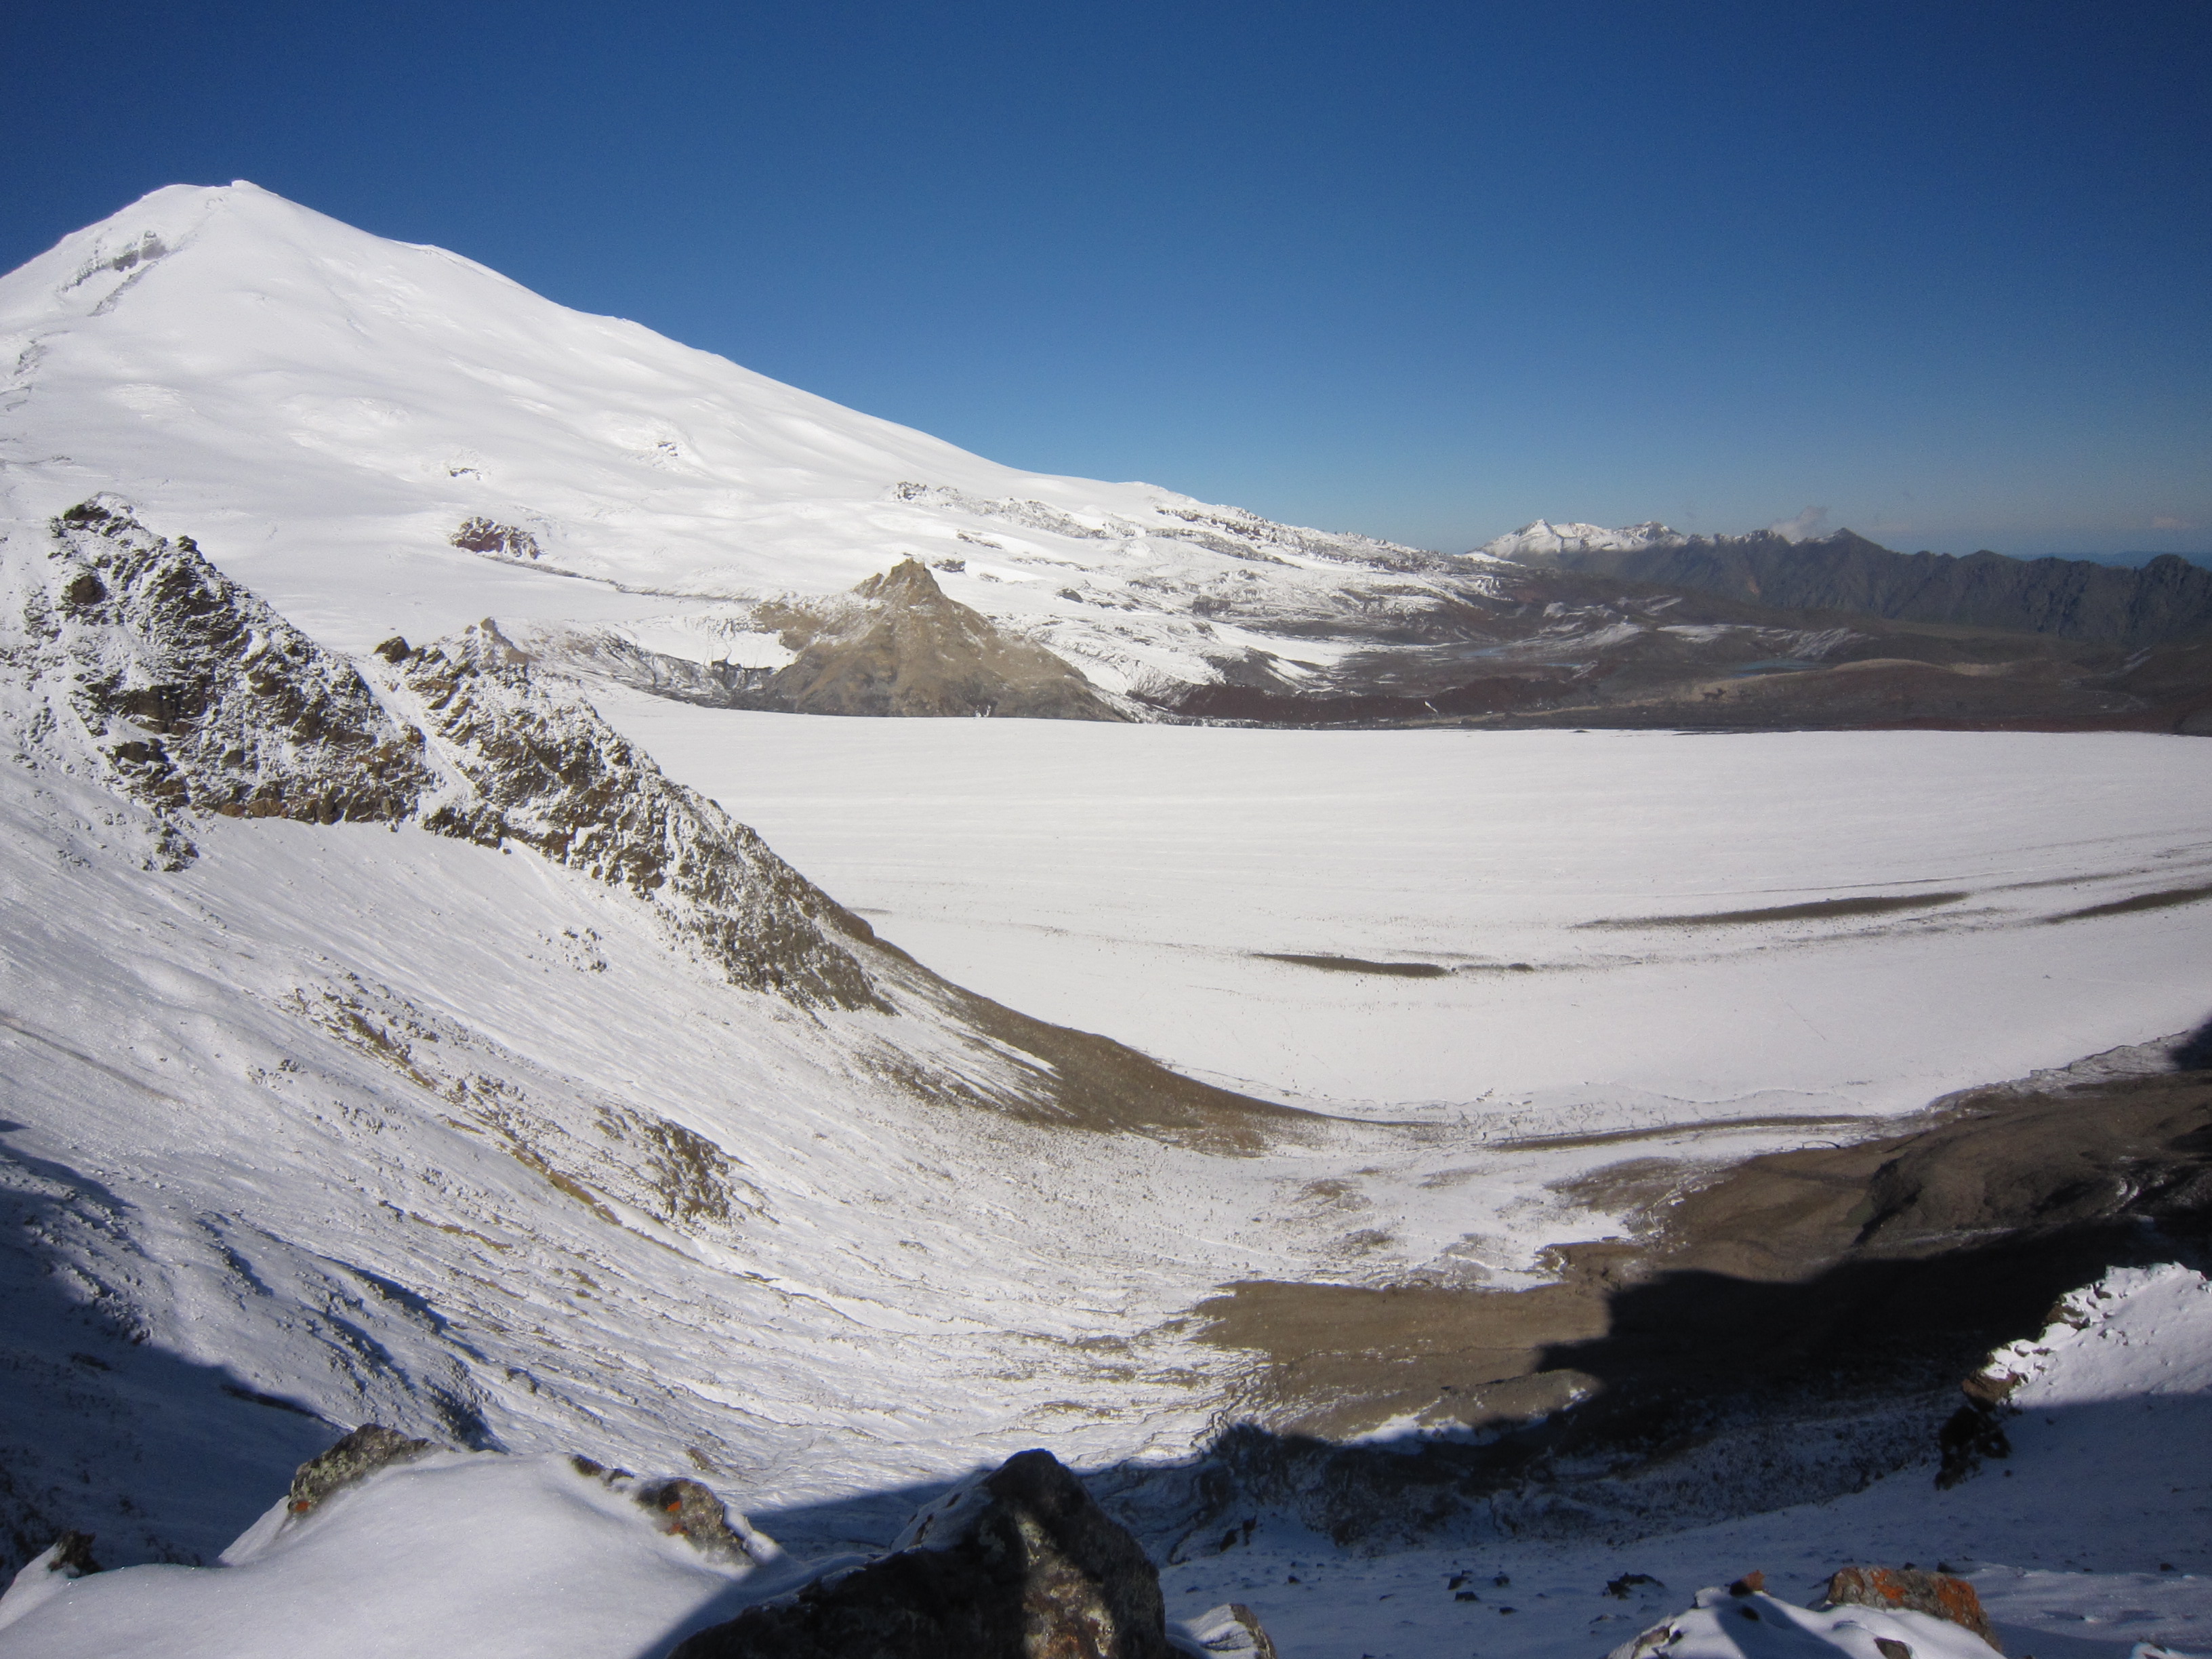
1;183;2209;1659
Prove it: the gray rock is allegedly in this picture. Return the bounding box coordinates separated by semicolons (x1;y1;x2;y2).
632;1476;777;1567
287;1425;434;1515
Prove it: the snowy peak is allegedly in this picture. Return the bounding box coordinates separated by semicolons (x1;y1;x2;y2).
1478;518;1685;560
0;182;1466;705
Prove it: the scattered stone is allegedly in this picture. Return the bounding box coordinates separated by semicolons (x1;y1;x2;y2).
569;1454;634;1483
287;1424;434;1515
670;1448;1172;1659
1937;1397;2013;1488
1820;1565;1998;1648
1607;1572;1662;1598
1728;1570;1765;1597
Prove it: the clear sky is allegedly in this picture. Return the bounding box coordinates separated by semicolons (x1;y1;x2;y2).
4;1;2206;557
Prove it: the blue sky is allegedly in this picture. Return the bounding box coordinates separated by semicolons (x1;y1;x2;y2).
4;1;2206;557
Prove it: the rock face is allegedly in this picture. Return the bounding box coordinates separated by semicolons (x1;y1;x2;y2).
2;504;885;1009
3;501;1311;1148
670;1448;1174;1659
1821;1566;1999;1648
1509;527;2212;650
11;499;432;860
758;559;1124;720
379;622;886;1010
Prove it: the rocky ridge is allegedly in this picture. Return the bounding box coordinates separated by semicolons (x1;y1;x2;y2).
3;499;1317;1134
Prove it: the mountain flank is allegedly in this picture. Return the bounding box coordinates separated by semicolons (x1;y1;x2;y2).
5;501;1303;1147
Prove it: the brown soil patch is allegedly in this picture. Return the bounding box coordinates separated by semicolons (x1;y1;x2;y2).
1589;892;1969;928
2046;882;2212;922
1195;1065;2212;1439
1486;1110;1870;1152
1254;954;1450;978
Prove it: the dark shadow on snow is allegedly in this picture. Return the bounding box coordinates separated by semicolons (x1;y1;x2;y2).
0;1128;340;1573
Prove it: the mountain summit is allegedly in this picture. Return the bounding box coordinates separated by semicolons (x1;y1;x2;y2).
0;183;1474;708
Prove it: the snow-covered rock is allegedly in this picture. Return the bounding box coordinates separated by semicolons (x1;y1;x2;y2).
1606;1580;2001;1659
0;1450;771;1658
672;1447;1176;1659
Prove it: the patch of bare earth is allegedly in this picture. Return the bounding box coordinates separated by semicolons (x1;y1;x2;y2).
1186;1052;2212;1539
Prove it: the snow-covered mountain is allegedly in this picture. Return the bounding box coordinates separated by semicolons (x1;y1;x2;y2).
0;184;1490;710
1479;518;1686;560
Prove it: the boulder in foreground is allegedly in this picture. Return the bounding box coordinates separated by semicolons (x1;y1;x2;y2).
671;1448;1181;1659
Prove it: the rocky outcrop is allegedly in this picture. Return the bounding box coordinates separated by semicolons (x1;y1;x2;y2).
1609;1576;2003;1659
1820;1565;1999;1648
3;504;885;1010
12;499;432;857
1510;527;2212;650
3;503;1309;1144
379;623;885;1010
285;1425;434;1515
756;559;1122;719
670;1448;1176;1659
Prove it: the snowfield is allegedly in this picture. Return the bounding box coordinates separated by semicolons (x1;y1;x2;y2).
594;696;2212;1121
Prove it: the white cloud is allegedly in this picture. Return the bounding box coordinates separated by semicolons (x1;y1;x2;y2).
1766;505;1832;542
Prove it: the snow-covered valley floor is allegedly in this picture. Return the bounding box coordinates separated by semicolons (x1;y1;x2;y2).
594;699;2212;1122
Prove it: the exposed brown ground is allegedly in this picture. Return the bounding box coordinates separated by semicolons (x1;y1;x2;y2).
1195;1061;2212;1441
760;560;1120;720
1586;892;1970;928
1252;953;1451;977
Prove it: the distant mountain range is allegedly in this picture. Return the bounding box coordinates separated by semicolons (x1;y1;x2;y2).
1482;520;2212;651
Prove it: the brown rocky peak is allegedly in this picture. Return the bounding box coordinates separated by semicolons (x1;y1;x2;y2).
853;556;947;607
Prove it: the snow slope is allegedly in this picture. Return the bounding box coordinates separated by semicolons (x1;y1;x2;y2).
0;1454;775;1659
0;184;1481;699
0;504;1637;1575
1147;1262;2212;1659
